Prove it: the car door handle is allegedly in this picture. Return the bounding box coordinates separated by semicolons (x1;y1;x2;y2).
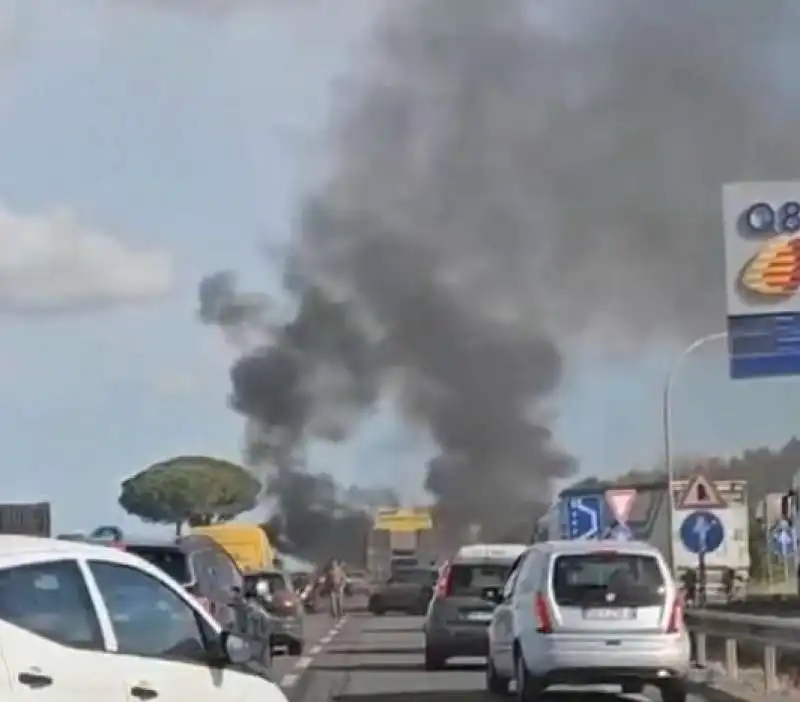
130;685;158;700
18;672;53;688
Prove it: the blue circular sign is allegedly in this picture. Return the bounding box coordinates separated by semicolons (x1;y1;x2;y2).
771;524;796;558
679;511;724;555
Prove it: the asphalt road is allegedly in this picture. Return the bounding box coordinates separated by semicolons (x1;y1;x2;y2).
279;613;749;702
271;610;345;688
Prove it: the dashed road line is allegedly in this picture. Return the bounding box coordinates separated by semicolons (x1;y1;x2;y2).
279;616;349;689
280;673;299;688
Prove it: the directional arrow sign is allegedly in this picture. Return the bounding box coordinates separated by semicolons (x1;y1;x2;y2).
679;510;724;555
566;496;601;539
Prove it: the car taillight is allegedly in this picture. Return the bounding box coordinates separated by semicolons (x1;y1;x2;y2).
434;565;452;598
666;596;683;633
533;593;552;633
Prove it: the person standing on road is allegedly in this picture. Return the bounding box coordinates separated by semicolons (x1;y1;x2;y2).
326;559;346;620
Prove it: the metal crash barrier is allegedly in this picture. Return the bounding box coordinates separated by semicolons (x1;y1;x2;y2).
685;608;800;693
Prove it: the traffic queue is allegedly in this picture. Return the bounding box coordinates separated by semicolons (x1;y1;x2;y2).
361;539;691;702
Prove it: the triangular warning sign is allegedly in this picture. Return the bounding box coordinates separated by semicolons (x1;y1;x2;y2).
605;489;637;524
676;473;726;509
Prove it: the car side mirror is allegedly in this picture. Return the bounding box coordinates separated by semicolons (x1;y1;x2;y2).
221;632;251;665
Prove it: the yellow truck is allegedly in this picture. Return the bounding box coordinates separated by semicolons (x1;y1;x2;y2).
192;523;275;573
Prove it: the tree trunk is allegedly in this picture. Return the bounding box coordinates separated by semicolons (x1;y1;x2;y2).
175;521;183;537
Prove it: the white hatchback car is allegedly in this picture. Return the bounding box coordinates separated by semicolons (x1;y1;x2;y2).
487;540;690;702
0;535;289;701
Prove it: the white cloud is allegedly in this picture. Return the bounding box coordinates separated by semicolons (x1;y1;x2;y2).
0;204;172;313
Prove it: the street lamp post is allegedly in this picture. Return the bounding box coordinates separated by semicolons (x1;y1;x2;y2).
663;331;728;573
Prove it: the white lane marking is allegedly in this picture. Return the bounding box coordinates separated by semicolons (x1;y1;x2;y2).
279;616;350;688
280;673;299;688
295;656;313;670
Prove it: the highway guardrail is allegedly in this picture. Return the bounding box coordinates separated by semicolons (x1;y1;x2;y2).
686;608;800;692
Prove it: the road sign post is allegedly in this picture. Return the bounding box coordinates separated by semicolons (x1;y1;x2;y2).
770;519;796;584
680;510;724;607
723;182;800;378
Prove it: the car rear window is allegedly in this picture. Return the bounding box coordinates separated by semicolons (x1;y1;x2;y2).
391;557;419;569
250;572;288;593
126;546;189;585
552;552;665;607
448;563;512;596
391;568;436;584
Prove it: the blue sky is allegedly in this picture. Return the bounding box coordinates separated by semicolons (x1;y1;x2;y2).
2;1;800;534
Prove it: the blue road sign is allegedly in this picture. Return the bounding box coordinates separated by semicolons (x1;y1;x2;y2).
771;523;796;558
604;522;632;541
566;496;601;539
679;511;724;555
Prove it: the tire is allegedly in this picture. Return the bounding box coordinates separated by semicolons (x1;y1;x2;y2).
486;655;510;694
369;598;385;615
287;639;304;657
514;649;543;702
660;681;687;702
424;645;447;670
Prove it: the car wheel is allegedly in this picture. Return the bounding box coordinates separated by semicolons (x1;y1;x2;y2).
660;681;687;702
287;639;304;656
424;645;447;670
486;654;510;694
370;598;385;615
514;649;543;702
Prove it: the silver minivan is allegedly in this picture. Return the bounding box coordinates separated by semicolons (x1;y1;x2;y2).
424;544;528;670
487;540;690;702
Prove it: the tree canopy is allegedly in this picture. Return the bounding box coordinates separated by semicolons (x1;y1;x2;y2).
119;456;261;532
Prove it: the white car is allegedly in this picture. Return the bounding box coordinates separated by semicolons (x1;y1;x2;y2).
487;540;690;702
0;535;289;701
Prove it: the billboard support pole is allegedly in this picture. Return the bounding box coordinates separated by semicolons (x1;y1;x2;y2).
663;332;727;573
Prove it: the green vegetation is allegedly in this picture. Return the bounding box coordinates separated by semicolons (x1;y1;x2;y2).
119;456;261;534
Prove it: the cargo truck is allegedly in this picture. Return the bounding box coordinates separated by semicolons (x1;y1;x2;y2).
366;524;440;583
0;502;50;536
536;477;750;600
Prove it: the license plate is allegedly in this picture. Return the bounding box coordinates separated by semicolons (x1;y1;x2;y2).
582;607;635;620
466;611;493;621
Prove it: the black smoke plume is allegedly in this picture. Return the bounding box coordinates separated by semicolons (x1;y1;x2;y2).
199;271;386;554
204;0;800;542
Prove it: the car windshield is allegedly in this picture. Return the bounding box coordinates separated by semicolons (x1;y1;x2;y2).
448;563;512;597
246;572;288;593
290;573;310;589
552;552;666;607
125;546;190;585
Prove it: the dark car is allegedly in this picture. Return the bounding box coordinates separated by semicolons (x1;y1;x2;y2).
368;566;437;615
245;570;305;655
94;535;273;677
344;569;371;597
